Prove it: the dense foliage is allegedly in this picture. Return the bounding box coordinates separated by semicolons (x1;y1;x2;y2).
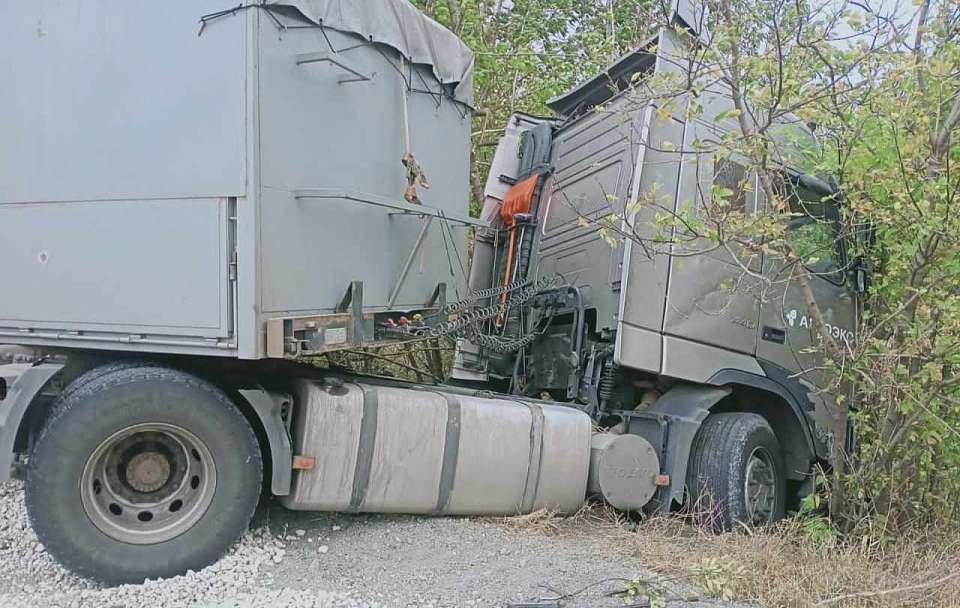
412;0;656;209
830;0;960;533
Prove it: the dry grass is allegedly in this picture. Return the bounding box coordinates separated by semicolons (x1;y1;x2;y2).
628;517;960;607
500;508;563;534
501;502;960;607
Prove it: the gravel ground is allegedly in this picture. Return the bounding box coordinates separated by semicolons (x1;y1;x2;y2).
0;481;741;608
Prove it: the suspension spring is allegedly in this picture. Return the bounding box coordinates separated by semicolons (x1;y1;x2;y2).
598;361;620;404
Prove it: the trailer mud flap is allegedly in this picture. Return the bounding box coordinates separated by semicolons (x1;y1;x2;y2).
0;362;64;480
238;389;293;496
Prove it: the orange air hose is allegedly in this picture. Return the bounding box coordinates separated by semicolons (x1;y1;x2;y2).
495;174;540;327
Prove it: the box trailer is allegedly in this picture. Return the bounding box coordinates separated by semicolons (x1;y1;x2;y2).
0;0;475;359
0;1;863;584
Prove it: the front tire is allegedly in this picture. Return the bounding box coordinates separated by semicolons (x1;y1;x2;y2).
26;365;262;584
686;413;786;530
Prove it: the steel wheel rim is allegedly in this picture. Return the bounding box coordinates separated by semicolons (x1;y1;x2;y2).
80;422;217;544
743;446;776;525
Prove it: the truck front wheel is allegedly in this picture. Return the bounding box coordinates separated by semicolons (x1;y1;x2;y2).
686;413;786;530
26;365;262;584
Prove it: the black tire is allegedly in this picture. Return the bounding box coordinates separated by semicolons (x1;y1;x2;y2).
686;413;786;530
57;359;145;403
26;365;262;584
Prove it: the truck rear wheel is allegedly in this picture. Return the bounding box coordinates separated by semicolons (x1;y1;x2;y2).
686;413;785;530
26;365;262;584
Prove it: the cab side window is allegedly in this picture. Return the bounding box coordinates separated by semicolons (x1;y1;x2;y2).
791;220;841;276
712;158;750;213
786;182;845;282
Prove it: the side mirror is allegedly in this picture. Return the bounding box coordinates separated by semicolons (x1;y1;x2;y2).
860;222;876;249
853;256;871;294
851;221;874;294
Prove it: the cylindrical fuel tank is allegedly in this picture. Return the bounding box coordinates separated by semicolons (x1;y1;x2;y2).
281;380;592;516
587;433;660;511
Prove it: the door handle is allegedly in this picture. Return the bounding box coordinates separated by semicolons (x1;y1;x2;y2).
762;326;786;344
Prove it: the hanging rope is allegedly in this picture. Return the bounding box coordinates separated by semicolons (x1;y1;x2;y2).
399;56;431;205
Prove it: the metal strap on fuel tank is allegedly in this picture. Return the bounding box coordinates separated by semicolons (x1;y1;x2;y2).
520;403;546;512
349;384;380;512
431;392;462;515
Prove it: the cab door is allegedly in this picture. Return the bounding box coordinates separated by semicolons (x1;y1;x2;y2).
662;119;764;356
756;176;857;388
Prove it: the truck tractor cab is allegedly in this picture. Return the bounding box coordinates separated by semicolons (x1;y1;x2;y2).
454;24;860;523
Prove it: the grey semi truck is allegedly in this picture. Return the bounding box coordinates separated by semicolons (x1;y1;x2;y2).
0;1;862;583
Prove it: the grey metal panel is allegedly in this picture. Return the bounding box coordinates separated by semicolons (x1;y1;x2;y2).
661;335;763;383
258;190;468;313
541;112;629;235
237;11;263;360
616;323;661;373
756;253;857;388
0;5;472;359
662;120;762;355
0;1;247;204
0;333;236;357
535;97;645;333
0;199;232;338
617;116;685;336
256;25;470;316
615;29;705;368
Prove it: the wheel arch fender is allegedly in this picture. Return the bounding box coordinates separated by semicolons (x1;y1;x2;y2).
639;383;731;509
637;370;819;511
706;368;819;479
0;362;66;481
236;388;293;496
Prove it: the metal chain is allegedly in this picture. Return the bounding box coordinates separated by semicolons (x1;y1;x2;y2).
463;328;542;353
419;276;560;353
427;275;559;338
378;275;561;354
441;277;543;314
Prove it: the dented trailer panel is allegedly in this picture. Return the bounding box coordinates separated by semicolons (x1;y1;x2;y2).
0;3;471;359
